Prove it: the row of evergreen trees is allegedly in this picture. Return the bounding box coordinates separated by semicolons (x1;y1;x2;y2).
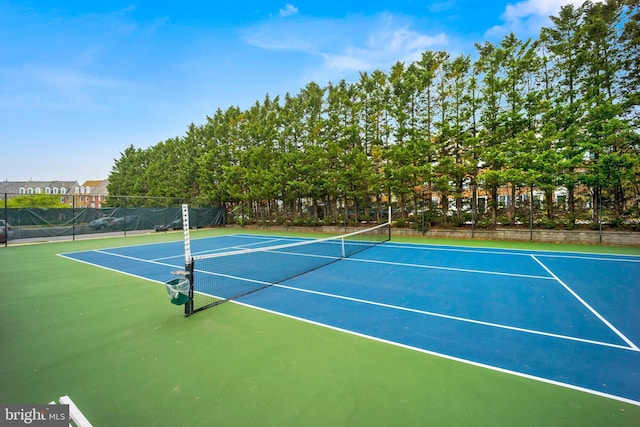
108;1;639;228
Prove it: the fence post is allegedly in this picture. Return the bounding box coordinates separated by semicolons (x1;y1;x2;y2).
3;193;6;247
471;186;476;239
72;194;76;241
124;196;127;237
598;190;603;244
529;186;534;241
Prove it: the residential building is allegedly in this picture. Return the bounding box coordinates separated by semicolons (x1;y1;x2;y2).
0;180;80;206
77;179;109;208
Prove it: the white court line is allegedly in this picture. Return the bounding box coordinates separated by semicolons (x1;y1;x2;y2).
271;282;636;352
531;255;639;351
198;245;553;281
148;236;296;261
190;262;634;351
63;243;638;353
98;242;627;351
187;234;332;258
58;249;640;406
232;298;640;407
93;249;183;270
178;238;292;259
382;242;640;262
56;253;173;285
345;256;554;280
56;237;184;256
532;253;640;263
58;239;640;406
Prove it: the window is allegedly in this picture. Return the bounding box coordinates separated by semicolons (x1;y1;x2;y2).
498;195;510;207
53;187;59;194
35;187;41;194
27;187;34;194
60;187;67;194
45;187;51;194
557;195;567;209
19;187;25;194
477;196;488;213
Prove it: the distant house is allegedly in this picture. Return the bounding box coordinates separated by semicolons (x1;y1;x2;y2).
77;179;109;208
0;180;80;206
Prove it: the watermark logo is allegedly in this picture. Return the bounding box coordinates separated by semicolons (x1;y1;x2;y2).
1;405;68;426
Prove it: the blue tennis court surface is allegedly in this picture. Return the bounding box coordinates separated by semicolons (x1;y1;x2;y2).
59;234;640;405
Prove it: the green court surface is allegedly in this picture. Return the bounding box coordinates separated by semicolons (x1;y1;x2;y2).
1;229;639;426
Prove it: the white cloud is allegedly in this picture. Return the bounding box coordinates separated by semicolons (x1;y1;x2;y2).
0;64;128;111
27;65;121;91
324;27;447;73
242;13;448;82
279;4;299;17
429;1;457;13
485;0;603;39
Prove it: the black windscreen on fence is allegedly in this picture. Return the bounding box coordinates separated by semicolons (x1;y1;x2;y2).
1;206;225;241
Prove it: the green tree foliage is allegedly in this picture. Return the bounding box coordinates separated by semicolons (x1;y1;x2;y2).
107;145;150;206
108;0;639;228
6;195;62;208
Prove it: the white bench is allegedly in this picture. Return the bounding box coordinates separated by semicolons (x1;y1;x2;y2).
48;395;92;427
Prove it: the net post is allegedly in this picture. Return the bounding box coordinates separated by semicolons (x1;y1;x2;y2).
388;206;392;241
182;204;191;265
184;260;194;317
182;204;193;317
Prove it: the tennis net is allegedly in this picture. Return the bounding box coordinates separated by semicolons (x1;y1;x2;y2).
187;221;391;314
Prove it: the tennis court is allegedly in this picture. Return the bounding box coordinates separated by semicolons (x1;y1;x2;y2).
59;232;640;406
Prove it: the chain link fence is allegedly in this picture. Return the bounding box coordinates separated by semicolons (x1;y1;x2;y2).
1;194;225;245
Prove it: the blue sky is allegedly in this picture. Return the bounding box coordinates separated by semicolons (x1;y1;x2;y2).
0;0;588;183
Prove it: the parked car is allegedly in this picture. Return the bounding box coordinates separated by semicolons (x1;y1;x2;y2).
89;216;141;231
0;220;13;243
88;217;118;230
154;218;182;232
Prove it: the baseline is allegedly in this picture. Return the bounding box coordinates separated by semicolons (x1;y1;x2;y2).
531;255;639;351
